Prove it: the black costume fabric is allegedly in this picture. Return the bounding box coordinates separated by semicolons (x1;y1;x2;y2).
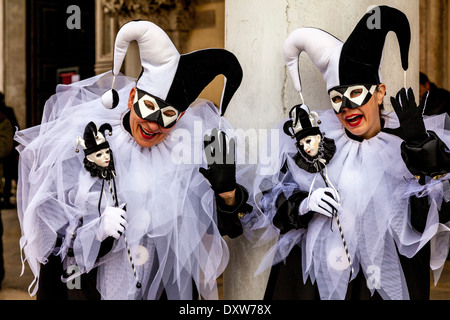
337;6;410;87
255;4;450;300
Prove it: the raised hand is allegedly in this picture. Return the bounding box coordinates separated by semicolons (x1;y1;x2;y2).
384;87;429;146
199;128;236;194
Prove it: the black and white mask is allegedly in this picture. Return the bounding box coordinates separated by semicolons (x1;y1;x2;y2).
329;84;377;114
133;88;181;128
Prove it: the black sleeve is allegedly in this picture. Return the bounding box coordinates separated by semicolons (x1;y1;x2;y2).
67;218;115;260
410;196;450;233
409;196;431;233
98;237;115;258
215;183;253;238
273;190;313;234
439;199;450;224
400;131;450;181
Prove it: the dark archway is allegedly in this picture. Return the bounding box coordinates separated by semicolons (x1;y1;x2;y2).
26;0;95;127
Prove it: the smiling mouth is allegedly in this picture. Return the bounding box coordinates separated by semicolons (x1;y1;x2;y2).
139;125;158;140
345;114;363;127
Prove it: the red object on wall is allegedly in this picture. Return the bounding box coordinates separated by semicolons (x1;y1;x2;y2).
60;72;77;84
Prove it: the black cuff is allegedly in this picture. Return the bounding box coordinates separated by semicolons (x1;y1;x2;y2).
216;184;252;238
401;131;450;180
215;184;252;215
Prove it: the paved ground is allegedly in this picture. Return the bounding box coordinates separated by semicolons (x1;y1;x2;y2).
0;207;35;300
0;206;449;300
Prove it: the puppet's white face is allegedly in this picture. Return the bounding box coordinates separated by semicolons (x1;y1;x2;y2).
86;148;111;168
299;134;321;157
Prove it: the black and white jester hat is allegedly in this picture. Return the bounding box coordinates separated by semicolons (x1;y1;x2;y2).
76;121;113;156
102;20;243;127
283;104;321;141
283;5;411;113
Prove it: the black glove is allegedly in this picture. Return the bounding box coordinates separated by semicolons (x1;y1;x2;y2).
199;128;236;194
384;87;429;146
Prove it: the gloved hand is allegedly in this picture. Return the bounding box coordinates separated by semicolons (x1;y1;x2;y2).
97;205;127;242
299;187;341;218
384;87;429;146
200;128;236;194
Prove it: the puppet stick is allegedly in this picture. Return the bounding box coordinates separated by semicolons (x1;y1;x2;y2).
319;169;354;278
404;70;407;89
299;91;305;104
108;180;142;289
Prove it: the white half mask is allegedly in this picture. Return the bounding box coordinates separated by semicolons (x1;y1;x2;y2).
329;84;378;113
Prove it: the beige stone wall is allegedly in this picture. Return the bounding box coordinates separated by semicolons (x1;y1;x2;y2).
186;1;225;107
3;0;26;129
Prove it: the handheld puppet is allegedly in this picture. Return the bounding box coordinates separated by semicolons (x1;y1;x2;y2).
282;44;354;276
283;104;353;275
76;121;141;288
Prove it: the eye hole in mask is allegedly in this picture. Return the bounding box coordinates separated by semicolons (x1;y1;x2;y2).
329;84;378;114
144;100;155;111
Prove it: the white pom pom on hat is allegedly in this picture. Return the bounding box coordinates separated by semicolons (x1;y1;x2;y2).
101;88;119;109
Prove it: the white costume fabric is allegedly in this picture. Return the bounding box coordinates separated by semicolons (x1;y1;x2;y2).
254;109;450;300
15;72;251;299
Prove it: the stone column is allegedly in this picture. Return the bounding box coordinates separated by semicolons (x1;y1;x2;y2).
223;0;419;300
4;0;26;129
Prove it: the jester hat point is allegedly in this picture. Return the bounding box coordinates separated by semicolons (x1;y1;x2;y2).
283;5;411;112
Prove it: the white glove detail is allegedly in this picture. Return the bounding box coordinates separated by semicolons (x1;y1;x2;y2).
97;205;128;241
299;187;341;218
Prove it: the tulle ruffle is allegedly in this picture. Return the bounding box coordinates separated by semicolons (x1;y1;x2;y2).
15;71;255;299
